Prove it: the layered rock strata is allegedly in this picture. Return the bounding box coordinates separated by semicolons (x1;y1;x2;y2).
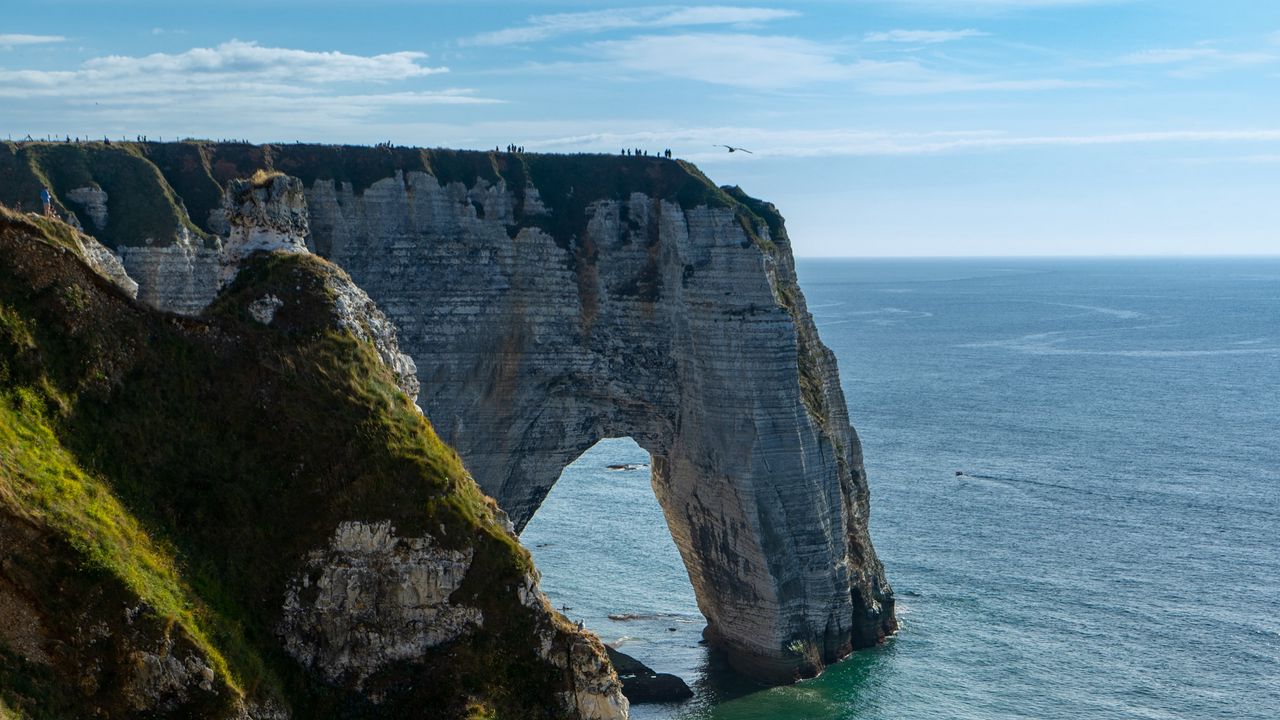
0;142;896;684
299;161;897;681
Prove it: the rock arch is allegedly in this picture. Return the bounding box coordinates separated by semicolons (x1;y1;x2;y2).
304;170;897;682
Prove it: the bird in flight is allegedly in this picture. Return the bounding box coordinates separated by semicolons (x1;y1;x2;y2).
715;144;754;154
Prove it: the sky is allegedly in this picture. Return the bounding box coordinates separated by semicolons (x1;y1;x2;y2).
3;0;1279;256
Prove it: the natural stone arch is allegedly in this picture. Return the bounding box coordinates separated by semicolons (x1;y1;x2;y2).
304;170;897;683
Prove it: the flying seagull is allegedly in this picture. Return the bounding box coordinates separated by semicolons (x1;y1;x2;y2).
715;144;754;154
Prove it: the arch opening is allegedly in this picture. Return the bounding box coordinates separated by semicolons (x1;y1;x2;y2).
520;437;710;708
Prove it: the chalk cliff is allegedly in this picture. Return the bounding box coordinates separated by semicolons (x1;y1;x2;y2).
0;141;896;686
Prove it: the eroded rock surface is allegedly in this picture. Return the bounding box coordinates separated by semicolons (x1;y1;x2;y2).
76;230;139;299
116;229;221;315
278;521;481;689
66;186;109;230
222;174;310;273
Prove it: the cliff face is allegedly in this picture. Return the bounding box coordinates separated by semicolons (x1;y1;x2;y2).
0;206;625;719
0;141;896;684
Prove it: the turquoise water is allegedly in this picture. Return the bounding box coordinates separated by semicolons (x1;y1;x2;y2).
522;258;1280;719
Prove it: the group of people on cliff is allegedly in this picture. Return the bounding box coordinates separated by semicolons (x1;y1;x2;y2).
622;148;673;158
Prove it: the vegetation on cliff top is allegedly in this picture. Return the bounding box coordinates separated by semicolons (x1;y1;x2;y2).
0;207;586;718
1;140;773;247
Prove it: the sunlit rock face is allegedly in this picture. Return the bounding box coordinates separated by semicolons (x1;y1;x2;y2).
31;144;896;685
300;157;897;683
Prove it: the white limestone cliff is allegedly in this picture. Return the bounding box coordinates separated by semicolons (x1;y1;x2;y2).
301;164;896;682
66;149;895;687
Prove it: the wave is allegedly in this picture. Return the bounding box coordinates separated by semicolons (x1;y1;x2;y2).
953;471;1280;521
848;307;933;318
1047;302;1144;319
961;332;1280;357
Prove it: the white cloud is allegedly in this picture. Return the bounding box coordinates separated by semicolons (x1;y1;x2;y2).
465;5;798;46
0;33;65;48
587;32;1104;94
0;40;454;97
864;29;988;43
1107;45;1275;78
868;76;1113;94
80;40;444;84
528;126;1280;161
589;33;865;88
1116;47;1273;66
0;40;496;135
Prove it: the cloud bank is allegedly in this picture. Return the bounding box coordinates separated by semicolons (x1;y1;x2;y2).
465;5;798;46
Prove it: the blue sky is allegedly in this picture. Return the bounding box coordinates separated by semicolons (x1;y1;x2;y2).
3;0;1279;256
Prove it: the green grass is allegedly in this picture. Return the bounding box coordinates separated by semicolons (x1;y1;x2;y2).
0;388;237;693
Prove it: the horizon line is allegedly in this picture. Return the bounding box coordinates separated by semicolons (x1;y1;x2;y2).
794;254;1280;260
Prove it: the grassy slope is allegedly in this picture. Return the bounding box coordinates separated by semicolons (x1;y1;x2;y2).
0;142;209;249
0;208;579;719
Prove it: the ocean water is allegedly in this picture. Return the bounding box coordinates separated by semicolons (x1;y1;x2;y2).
521;258;1280;720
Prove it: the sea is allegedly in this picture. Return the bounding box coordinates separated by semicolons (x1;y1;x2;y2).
521;258;1280;720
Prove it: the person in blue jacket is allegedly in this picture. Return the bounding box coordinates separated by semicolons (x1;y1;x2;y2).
40;187;52;216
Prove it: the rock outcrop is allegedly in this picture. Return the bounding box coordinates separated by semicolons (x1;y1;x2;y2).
65;185;109;231
0;141;896;685
221;173;310;270
605;647;694;704
278;521;482;689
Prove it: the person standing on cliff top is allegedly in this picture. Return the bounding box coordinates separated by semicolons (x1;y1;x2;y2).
40;187;52;217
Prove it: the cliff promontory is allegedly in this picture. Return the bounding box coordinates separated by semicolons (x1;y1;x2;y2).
0;140;895;692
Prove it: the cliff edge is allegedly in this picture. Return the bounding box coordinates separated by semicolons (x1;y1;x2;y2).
0;140;896;684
